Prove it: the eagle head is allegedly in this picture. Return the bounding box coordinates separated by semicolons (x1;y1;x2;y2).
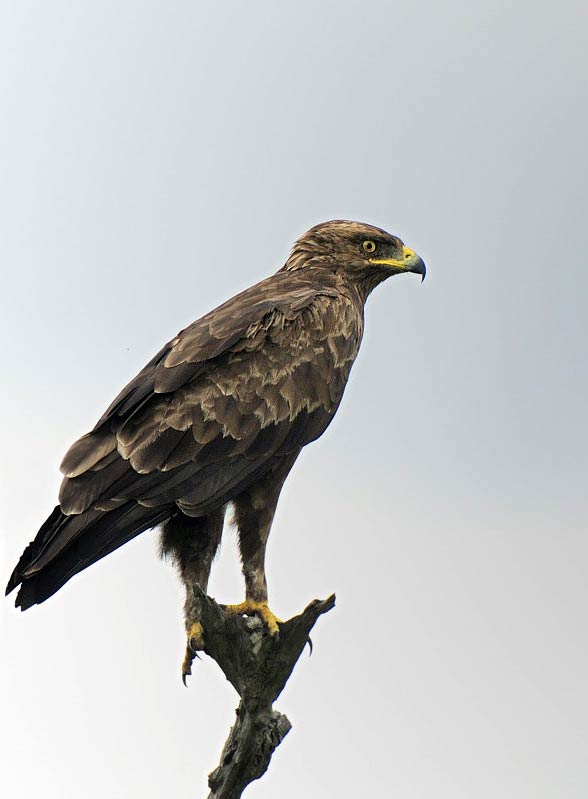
284;220;426;286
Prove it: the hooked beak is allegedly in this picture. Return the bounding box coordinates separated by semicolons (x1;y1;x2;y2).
369;245;426;282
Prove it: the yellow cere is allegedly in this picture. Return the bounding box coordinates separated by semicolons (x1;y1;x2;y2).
369;244;417;270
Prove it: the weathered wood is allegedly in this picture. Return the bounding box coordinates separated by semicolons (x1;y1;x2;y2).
189;587;336;799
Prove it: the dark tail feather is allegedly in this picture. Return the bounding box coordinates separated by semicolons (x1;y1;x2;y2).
6;502;173;610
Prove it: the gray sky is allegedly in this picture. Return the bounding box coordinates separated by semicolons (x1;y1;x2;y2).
1;1;587;797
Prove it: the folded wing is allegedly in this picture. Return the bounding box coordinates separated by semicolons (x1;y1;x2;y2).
7;271;360;607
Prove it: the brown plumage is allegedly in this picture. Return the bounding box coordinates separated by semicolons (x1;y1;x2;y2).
6;220;425;676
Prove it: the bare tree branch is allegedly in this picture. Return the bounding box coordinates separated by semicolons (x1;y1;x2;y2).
190;587;336;799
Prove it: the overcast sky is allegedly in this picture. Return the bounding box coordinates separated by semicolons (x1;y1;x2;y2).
1;2;587;797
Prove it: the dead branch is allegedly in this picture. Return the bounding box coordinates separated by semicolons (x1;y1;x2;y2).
190;587;336;799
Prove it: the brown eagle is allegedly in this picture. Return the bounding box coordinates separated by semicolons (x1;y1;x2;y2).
6;220;425;679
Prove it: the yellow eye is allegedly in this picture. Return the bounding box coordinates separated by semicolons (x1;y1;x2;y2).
362;240;377;253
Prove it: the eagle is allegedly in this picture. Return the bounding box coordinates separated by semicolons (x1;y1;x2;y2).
6;220;425;679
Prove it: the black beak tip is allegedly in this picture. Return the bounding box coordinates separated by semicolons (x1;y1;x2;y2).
414;257;426;282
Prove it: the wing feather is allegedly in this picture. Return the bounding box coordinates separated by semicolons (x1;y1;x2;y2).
10;272;362;605
58;280;360;517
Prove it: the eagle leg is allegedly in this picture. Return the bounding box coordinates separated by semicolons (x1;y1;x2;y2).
229;452;299;638
160;509;225;682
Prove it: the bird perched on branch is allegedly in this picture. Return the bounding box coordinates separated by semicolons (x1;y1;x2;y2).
6;220;425;680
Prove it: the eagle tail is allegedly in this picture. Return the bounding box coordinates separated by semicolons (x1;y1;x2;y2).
6;502;172;610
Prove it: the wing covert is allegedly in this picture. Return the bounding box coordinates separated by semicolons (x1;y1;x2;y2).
58;273;358;521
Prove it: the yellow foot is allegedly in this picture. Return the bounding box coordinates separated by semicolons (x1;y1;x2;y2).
224;600;282;636
182;621;205;686
187;621;205;651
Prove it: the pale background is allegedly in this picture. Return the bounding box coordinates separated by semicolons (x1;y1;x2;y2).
1;2;587;797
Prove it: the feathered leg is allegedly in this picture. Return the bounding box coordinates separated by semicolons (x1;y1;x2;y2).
227;452;300;635
160;508;225;681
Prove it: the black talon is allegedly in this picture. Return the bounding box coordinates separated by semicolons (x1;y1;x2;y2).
306;636;313;656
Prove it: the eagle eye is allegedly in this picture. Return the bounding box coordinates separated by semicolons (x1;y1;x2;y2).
362;240;377;254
